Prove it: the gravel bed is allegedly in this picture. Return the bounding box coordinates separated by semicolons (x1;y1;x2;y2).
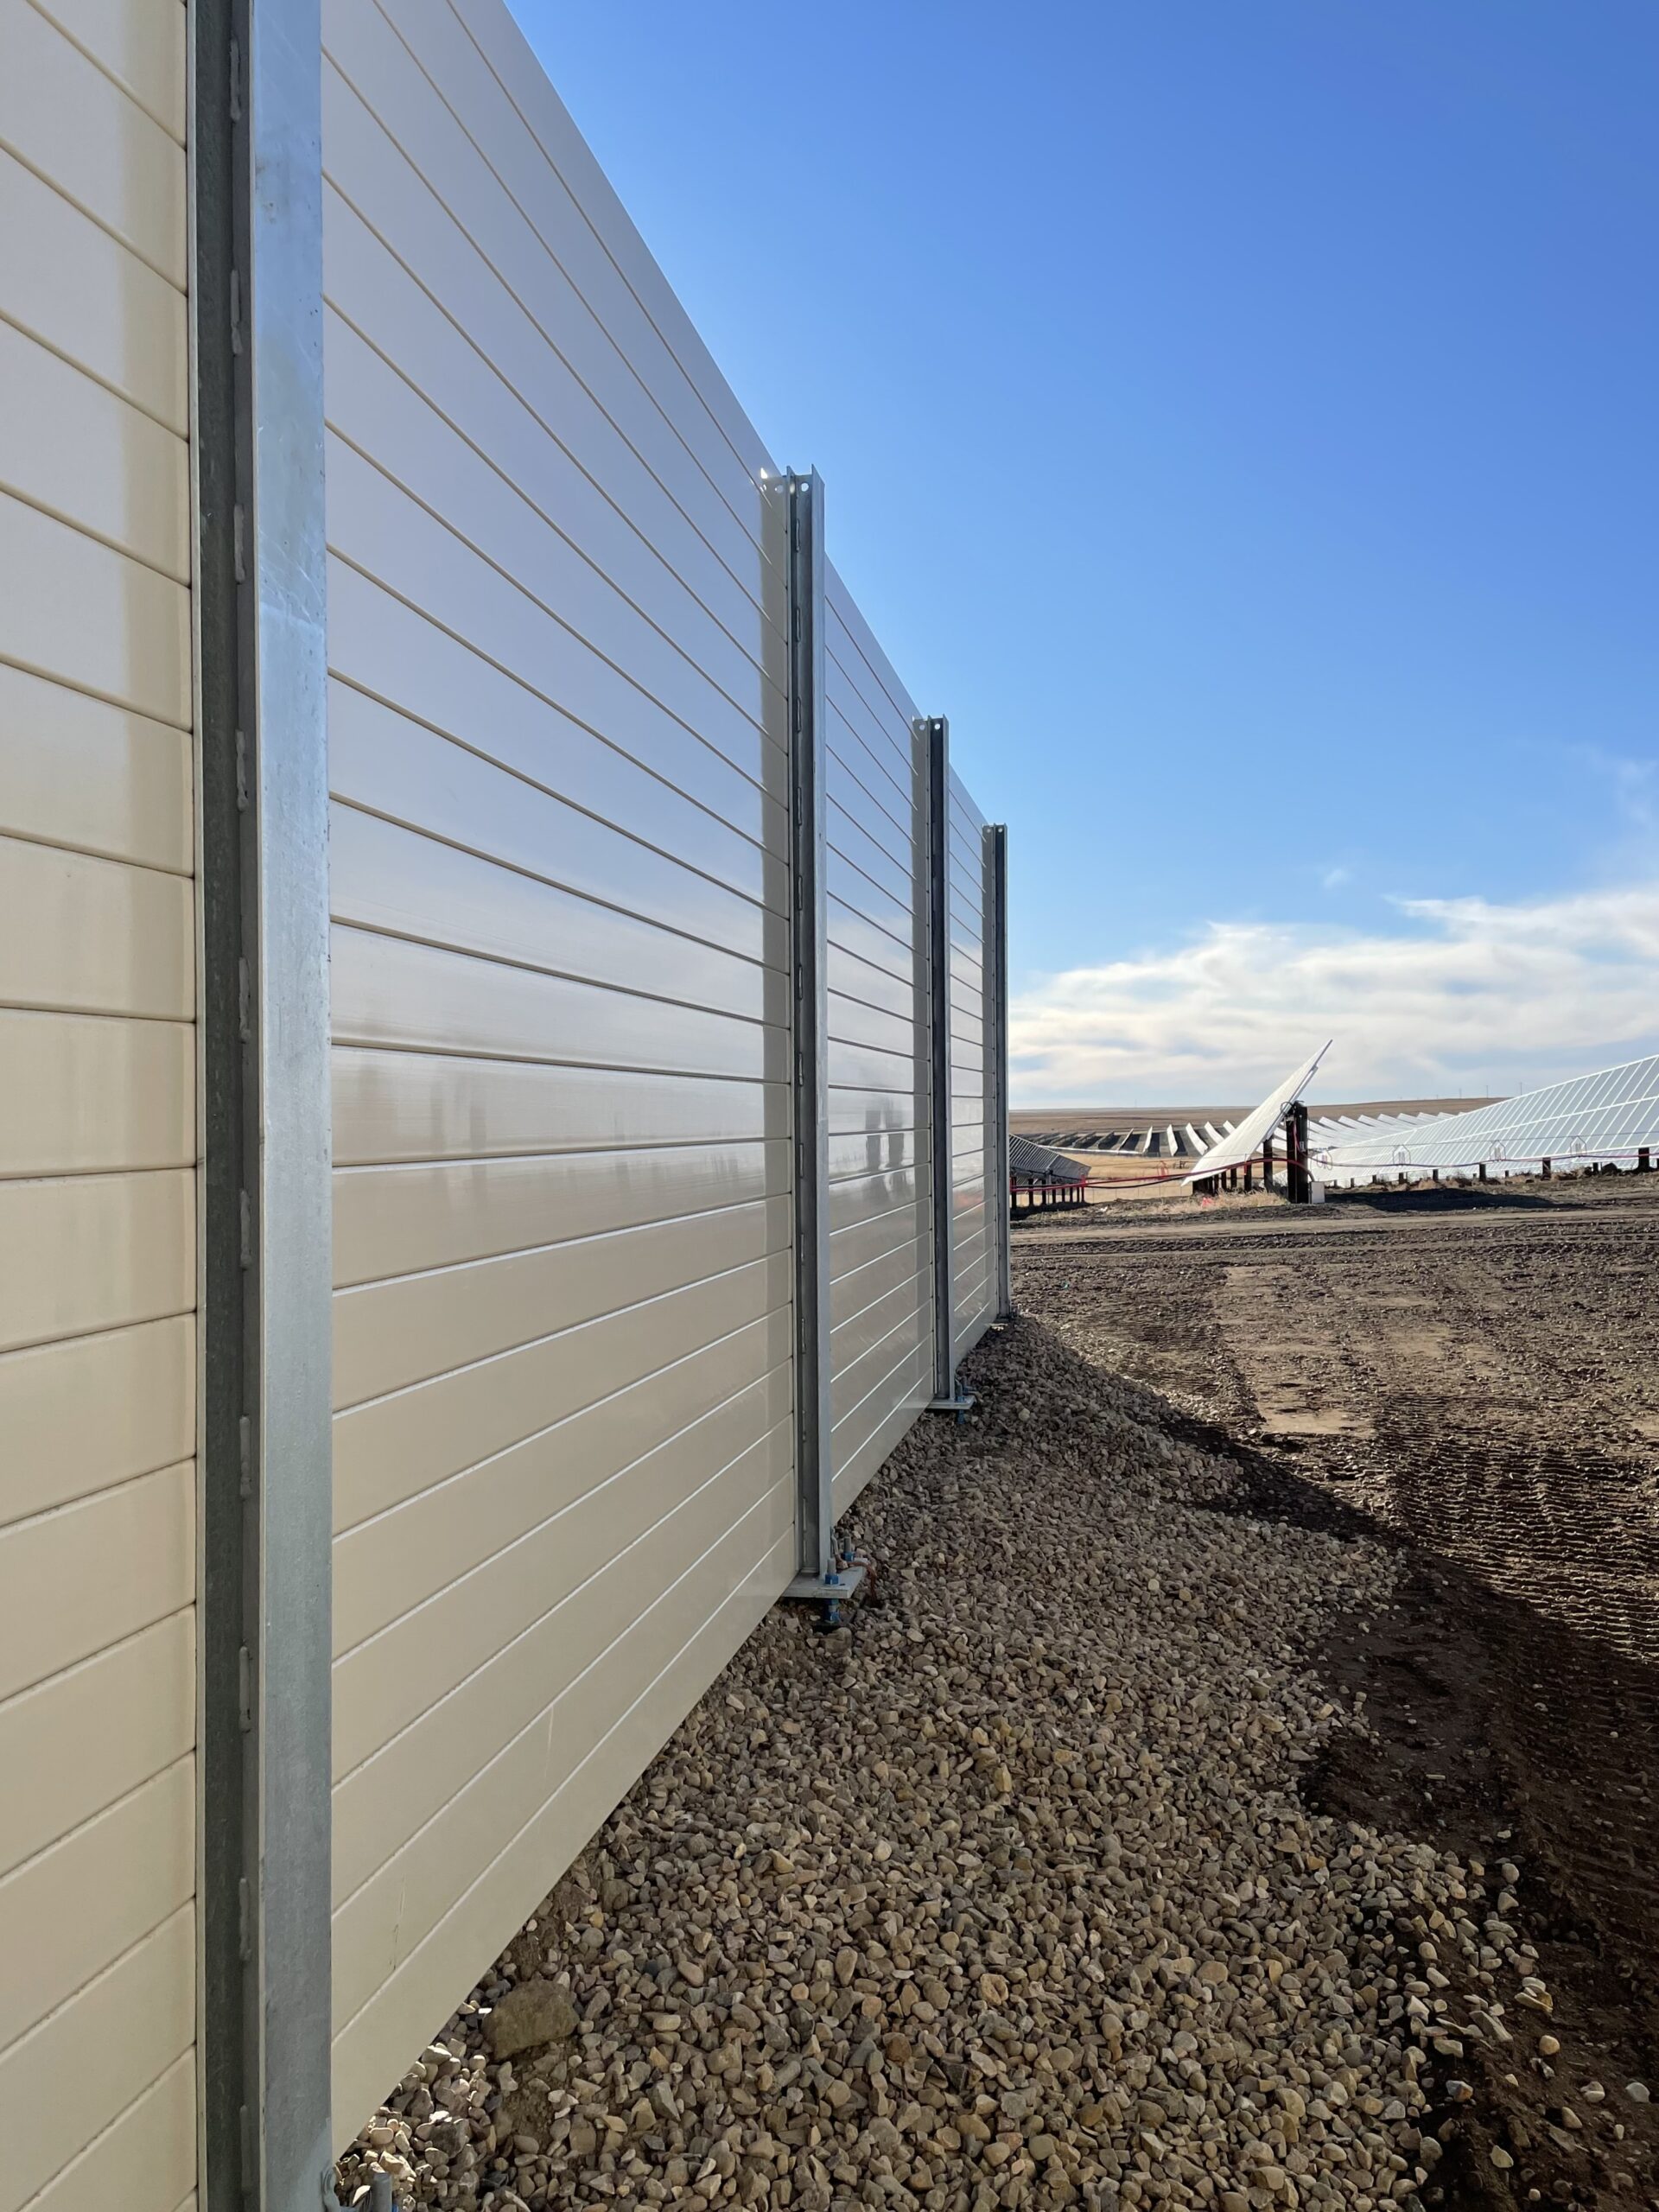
334;1319;1564;2212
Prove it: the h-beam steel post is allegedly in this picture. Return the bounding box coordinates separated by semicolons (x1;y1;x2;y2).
194;0;334;2202
922;717;969;1409
986;823;1014;1319
780;472;856;1609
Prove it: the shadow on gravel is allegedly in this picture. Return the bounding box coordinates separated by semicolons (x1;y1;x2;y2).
1329;1187;1555;1215
1033;1330;1659;2212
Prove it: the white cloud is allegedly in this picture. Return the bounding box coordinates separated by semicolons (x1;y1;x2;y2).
1010;880;1659;1105
1318;864;1351;892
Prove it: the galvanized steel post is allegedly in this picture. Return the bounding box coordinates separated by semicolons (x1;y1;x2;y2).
194;0;334;2202
986;823;1014;1319
922;717;969;1408
781;471;841;1599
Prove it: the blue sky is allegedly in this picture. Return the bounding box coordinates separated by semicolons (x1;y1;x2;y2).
516;2;1659;1103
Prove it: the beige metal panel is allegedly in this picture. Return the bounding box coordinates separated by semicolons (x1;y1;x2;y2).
828;1037;915;1097
827;938;915;1024
826;986;914;1059
0;1611;192;1878
824;568;921;734
828;1170;921;1243
325;434;785;806
334;1193;788;1411
320;163;781;693
332;1492;793;2140
0;1319;192;1525
826;895;910;988
22;2047;195;2212
332;1326;788;1897
0;663;191;874
0;0;186;288
446;0;775;489
384;0;776;523
321;200;784;710
824;742;912;873
321;4;772;601
830;1274;926;1387
30;0;186;142
333;1422;789;2015
0;321;188;582
830;1238;927;1334
333;1255;790;1532
333;1378;791;1789
330;925;785;1080
0;149;187;434
828;1127;915;1182
0;1171;193;1357
829;798;912;914
823;642;911;790
330;688;784;946
0;1753;192;2052
824;702;909;836
330;804;783;1010
328;561;784;853
0;494;189;728
334;1319;786;1656
827;1212;922;1303
830;1365;926;1521
325;311;780;749
826;847;912;952
334;1139;785;1288
831;1307;926;1431
0;1902;191;2212
0;1010;191;1179
333;1045;783;1166
828;1084;912;1140
948;766;987;832
329;675;781;918
0;1461;192;1702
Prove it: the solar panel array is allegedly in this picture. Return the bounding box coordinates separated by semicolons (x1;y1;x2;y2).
1180;1042;1332;1181
1308;1054;1659;1178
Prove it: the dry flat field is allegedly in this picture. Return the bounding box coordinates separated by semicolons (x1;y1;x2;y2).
335;1178;1658;2212
1019;1174;1659;2208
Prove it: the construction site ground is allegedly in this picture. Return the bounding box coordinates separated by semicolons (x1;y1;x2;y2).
1017;1171;1659;2207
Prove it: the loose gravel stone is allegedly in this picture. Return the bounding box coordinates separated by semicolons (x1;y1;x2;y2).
334;1323;1566;2210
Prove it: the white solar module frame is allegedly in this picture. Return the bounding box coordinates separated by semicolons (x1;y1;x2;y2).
1309;1055;1659;1177
1180;1042;1332;1182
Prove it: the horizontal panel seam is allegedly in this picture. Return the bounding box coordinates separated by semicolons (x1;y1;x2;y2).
329;1419;793;1805
319;161;785;651
0;452;190;593
327;542;777;818
0;115;186;298
22;0;186;145
371;0;779;576
329;797;778;969
0;292;184;444
322;292;786;708
330;1249;790;1425
330;913;781;1021
326;424;783;773
332;1302;786;1539
0;640;191;739
333;1187;785;1294
332;1359;793;1662
327;1454;794;1924
329;678;782;911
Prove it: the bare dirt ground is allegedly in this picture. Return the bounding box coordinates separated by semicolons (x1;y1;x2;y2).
1015;1173;1659;2209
